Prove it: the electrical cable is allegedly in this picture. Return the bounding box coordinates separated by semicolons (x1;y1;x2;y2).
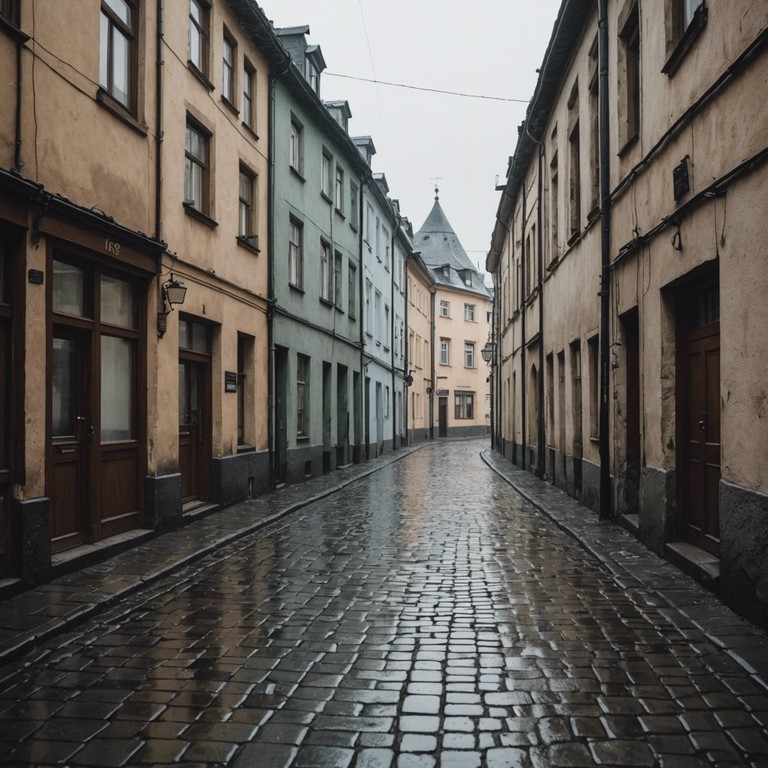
326;72;529;103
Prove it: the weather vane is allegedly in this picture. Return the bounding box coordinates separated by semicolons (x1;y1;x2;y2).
430;177;442;200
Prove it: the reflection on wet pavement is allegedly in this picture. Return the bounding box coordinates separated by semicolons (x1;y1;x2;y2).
0;441;767;766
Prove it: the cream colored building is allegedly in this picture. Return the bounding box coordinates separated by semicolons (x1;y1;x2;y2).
414;193;492;439
488;0;768;628
0;1;284;586
406;251;435;443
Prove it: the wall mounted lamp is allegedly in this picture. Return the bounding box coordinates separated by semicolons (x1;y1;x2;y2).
481;338;496;365
157;274;188;337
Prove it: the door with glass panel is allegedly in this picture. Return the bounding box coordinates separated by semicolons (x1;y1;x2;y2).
51;327;90;551
51;258;144;552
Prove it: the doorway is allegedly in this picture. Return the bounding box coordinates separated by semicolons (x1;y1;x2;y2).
677;279;720;555
622;309;640;514
438;396;448;438
179;318;212;504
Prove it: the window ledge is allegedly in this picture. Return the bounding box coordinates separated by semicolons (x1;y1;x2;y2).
663;4;708;76
236;235;260;254
241;122;259;141
221;96;239;117
237;444;256;454
320;297;334;307
290;166;306;183
0;14;28;42
296;435;310;443
183;203;218;228
321;191;333;205
187;61;215;91
96;89;148;136
335;208;345;219
350;223;359;232
618;132;639;158
289;283;305;294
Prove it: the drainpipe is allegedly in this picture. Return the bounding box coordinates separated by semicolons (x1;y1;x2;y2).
390;224;397;449
598;0;613;520
520;183;527;471
359;178;367;460
155;0;164;242
429;285;436;440
536;144;545;478
14;24;27;171
403;250;409;446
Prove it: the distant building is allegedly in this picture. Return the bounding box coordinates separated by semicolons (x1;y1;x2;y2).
414;192;492;439
487;0;768;628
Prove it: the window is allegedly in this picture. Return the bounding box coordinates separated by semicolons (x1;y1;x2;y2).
350;182;359;228
238;167;254;239
440;337;450;366
464;342;475;368
321;151;332;199
365;279;373;335
0;1;19;23
221;30;236;104
335;166;344;213
619;4;640;147
100;0;136;110
334;251;343;310
188;0;209;76
364;203;374;246
237;334;253;447
663;0;707;75
242;60;255;130
440;300;450;318
184;118;209;214
382;227;390;271
374;290;382;342
549;126;559;261
461;271;472;287
588;38;600;216
297;354;309;437
289;218;303;288
588;335;599;438
568;82;581;240
384;305;390;349
455;392;474;420
320;241;331;302
290;118;303;173
464;304;475;321
348;263;357;317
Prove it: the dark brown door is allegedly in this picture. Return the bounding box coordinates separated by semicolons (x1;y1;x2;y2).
179;358;210;502
438;397;448;438
51;328;91;552
0;318;12;572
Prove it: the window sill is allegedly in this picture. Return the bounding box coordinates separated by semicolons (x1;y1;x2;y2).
350;223;359;232
296;435;310;443
183;203;218;228
236;235;260;254
289;283;305;294
618;132;639;158
187;61;215;91
662;4;708;76
335;208;345;219
221;95;239;117
242;122;259;141
96;89;148;136
290;166;306;183
320;297;334;307
321;192;333;205
237;444;256;454
0;14;28;42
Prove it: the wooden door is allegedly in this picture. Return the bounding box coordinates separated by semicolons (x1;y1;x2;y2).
51;328;91;552
0;319;11;572
438;397;448;438
179;358;210;502
679;323;721;554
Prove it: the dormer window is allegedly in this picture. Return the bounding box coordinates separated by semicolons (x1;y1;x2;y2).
306;60;319;94
460;270;472;287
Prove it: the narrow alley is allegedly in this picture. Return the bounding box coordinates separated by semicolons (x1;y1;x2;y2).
1;440;767;767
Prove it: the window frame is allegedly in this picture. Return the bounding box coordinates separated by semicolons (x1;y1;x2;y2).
464;303;475;322
440;337;450;366
348;262;357;318
99;0;137;113
289;116;303;175
238;166;255;239
289;218;303;289
454;392;475;421
242;59;255;131
335;165;345;215
296;354;309;437
619;4;641;151
464;342;475;369
320;241;332;303
321;150;333;201
440;300;450;318
221;28;236;107
184;117;210;215
188;0;210;79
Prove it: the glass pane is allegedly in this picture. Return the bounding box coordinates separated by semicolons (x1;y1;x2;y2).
191;321;209;353
113;28;130;106
185;159;202;207
105;0;131;25
101;274;137;329
53;261;85;316
101;336;133;441
52;337;77;437
178;319;189;349
189;22;201;67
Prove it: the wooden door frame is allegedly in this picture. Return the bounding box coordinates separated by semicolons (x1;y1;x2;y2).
674;271;720;554
178;351;212;503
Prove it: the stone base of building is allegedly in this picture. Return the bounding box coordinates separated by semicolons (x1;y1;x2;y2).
408;428;432;444
720;480;768;630
20;497;51;588
638;465;676;554
145;473;182;532
211;450;270;507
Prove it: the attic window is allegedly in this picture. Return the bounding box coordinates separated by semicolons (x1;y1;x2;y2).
461;270;472;287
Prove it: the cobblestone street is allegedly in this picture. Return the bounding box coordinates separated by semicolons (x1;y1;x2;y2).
1;440;767;767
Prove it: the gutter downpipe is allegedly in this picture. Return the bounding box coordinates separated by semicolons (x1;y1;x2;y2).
403;249;409;446
598;0;613;520
359;177;367;461
14;26;24;171
154;0;164;243
520;181;527;471
391;224;397;449
429;285;435;440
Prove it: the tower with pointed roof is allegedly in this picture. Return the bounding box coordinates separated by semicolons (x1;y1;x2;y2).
413;190;492;439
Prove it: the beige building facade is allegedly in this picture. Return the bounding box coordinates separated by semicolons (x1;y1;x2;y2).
406;252;435;443
488;0;768;628
0;1;284;586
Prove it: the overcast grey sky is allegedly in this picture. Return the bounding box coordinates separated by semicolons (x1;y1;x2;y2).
264;1;563;270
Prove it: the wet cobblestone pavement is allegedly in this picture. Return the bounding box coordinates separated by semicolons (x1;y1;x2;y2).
1;440;768;767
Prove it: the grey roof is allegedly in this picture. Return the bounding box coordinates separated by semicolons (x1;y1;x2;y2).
414;195;491;298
